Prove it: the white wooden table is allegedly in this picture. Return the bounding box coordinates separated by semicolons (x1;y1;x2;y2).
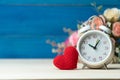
0;59;120;80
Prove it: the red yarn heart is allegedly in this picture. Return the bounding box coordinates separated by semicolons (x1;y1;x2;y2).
53;46;78;70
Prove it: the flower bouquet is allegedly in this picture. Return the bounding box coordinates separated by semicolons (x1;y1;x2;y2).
47;7;120;63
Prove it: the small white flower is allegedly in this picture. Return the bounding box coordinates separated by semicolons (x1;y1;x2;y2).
116;47;120;53
106;22;111;28
52;48;57;53
57;43;64;48
61;42;65;47
77;24;81;29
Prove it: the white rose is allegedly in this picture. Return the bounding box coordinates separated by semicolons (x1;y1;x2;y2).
104;8;120;22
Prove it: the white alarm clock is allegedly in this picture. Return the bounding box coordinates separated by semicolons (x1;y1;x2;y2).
77;30;114;69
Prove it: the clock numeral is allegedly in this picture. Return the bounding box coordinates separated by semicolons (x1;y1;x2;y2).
105;46;109;50
82;52;87;56
99;56;102;60
103;41;107;44
93;34;97;38
85;41;88;44
103;52;107;55
83;40;88;44
87;56;91;60
81;46;85;50
93;58;96;62
87;36;91;39
100;36;102;39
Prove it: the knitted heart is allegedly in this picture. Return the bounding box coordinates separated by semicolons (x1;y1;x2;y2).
53;46;78;70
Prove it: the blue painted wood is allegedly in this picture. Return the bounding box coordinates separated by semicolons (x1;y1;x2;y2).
0;0;120;5
0;5;97;58
0;0;120;58
0;6;98;36
0;35;67;58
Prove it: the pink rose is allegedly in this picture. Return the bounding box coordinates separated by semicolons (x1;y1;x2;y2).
112;22;120;37
69;31;79;47
90;15;105;30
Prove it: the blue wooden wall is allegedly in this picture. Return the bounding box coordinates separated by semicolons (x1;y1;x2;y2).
0;0;120;58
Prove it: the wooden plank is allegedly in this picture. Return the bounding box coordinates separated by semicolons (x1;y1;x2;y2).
0;6;96;35
0;35;67;58
0;0;119;5
0;5;120;35
0;59;119;79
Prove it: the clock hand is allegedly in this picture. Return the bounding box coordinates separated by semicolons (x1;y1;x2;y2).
94;39;100;49
88;44;95;49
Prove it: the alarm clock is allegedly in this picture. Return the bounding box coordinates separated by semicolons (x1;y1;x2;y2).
77;30;114;69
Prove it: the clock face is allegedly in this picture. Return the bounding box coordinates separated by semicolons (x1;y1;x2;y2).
77;30;112;64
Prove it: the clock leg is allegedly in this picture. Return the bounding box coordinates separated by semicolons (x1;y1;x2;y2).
104;64;108;70
82;64;87;69
112;56;118;63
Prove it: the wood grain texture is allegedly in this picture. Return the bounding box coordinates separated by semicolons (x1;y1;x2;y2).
0;59;120;79
0;0;120;58
0;0;120;5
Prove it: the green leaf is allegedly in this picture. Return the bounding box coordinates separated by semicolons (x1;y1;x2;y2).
77;24;81;29
97;5;103;11
90;2;96;7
